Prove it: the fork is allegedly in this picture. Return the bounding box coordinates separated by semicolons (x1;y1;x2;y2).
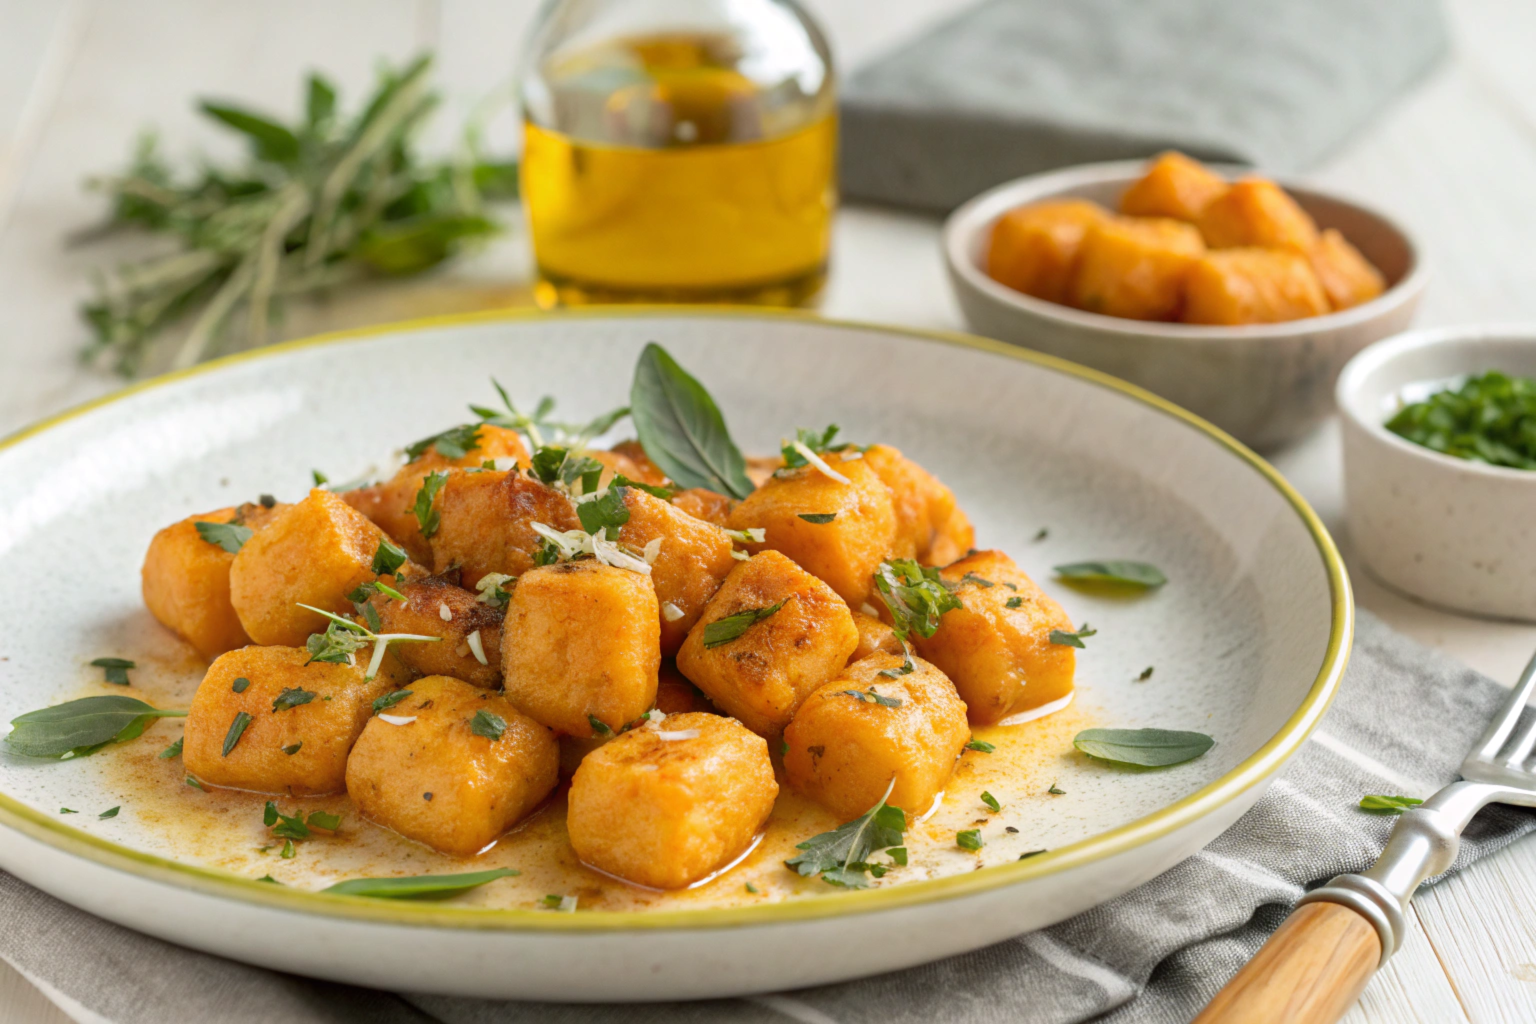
1195;650;1536;1023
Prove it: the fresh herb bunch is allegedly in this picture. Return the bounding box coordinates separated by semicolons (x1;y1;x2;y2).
1385;370;1536;470
78;55;518;375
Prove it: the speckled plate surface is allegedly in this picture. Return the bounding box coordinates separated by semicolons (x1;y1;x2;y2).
0;310;1350;1001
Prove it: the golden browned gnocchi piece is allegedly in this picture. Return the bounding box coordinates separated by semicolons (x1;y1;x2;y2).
1182;248;1330;326
1196;178;1319;251
345;676;558;857
1308;228;1386;311
344;424;530;564
229;489;404;647
566;712;777;889
986;199;1107;305
183;644;408;796
726;452;896;607
1119;151;1229;223
783;652;969;819
910;550;1076;725
428;469;579;588
676;550;858;738
141;500;286;659
860;444;973;565
500;560;661;737
669;487;735;527
616;487;736;655
1069;216;1206;321
363;572;504;688
850;611;904;663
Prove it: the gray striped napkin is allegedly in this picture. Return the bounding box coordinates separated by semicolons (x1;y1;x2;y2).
2;609;1531;1023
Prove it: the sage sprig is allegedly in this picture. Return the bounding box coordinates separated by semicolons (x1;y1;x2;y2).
78;56;518;376
1073;728;1214;768
629;343;753;499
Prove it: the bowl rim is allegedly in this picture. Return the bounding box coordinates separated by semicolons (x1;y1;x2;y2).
1336;322;1536;483
942;158;1429;341
0;306;1353;933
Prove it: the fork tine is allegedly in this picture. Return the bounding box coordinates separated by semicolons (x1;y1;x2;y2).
1473;649;1536;763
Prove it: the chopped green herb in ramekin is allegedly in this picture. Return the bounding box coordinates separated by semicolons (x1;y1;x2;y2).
1385;370;1536;470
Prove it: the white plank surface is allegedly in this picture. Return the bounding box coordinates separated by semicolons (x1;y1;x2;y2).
2;1;1535;1021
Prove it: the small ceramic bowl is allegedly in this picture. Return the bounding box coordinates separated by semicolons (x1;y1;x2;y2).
942;160;1428;451
1338;325;1536;622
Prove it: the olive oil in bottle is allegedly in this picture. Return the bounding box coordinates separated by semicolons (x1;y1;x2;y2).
519;5;836;307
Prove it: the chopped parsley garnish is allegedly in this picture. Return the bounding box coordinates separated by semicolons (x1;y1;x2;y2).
60;808;76;814
1049;623;1097;648
1359;794;1424;814
232;677;250;693
475;573;515;608
1005;596;1023;609
577;485;630;538
195;520;254;553
610;474;673;499
222;712;252;756
1073;727;1214;767
874;560;962;644
981;791;1001;812
272;687;317;713
1385;370;1536;469
779;424;852;468
360;601;383;632
832;687;903;708
283;742;302;755
5;695;187;759
956;829;984;851
257;875;281;884
798;513;837;524
888;847;908;866
470;710;507;741
405;423;482;462
258;494;276;508
1033;527;1049;542
588;714;614;737
413;470;449;538
785;780;906;889
1054;560;1167;589
370;537;408;576
965;738;995;753
1137;666;1155;681
529;445;569;484
312;469;329;486
745;882;760;894
307;811;341;831
1019;850;1046;860
372;690;413;714
961;573;995;589
299;603;440;680
159;737;183;759
185;775;206;791
99;806;120;819
348;579;407;605
90;657;135;686
280;839;296;859
1048;783;1065;795
533;536;561;566
703;599;789;649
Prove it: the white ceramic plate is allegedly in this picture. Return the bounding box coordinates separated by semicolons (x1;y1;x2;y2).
0;311;1349;1001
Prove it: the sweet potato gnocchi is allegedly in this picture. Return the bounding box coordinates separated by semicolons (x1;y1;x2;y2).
987;151;1386;325
119;344;1093;897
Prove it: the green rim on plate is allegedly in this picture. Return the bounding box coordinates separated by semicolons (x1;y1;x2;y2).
0;307;1354;931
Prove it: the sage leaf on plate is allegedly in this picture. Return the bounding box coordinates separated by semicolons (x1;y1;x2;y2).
1073;727;1214;768
321;867;519;900
6;695;187;759
630;343;753;499
785;780;906;889
1053;561;1167;588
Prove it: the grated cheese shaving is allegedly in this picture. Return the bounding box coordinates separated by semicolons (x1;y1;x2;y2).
654;729;701;741
378;714;417;726
642;537;663;564
731;549;749;561
593;532;652;575
860;602;882;618
661;602;685;622
724;527;766;544
466;629;488;665
491;457;520;471
792;440;851;484
439;602;452;622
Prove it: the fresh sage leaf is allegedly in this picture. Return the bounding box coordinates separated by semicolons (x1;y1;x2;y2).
785;782;907;889
630;343;752;499
6;696;187;759
1073;728;1214;768
322;867;519;900
1053;561;1167;589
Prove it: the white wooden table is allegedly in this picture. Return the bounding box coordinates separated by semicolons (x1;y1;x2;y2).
2;1;1535;1021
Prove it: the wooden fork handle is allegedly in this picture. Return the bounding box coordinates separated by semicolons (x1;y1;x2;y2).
1192;901;1382;1024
